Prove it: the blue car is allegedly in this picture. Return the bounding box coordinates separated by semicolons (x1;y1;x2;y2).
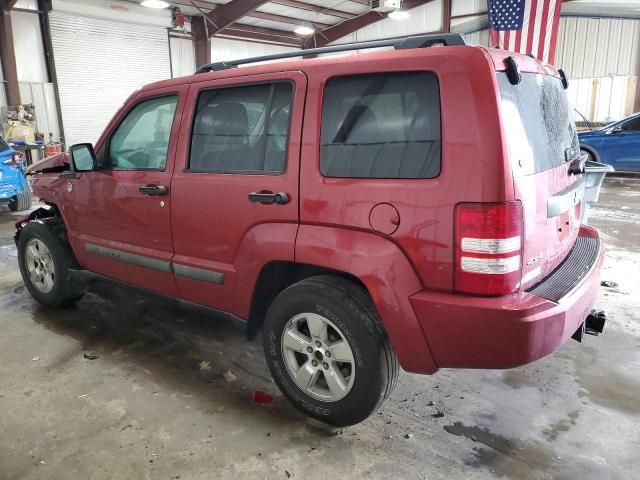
0;136;33;211
579;113;640;172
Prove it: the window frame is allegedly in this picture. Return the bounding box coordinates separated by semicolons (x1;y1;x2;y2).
105;93;180;172
185;79;295;176
318;70;442;180
620;115;640;132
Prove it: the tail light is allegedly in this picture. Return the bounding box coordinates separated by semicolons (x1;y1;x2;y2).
2;153;23;166
454;201;523;296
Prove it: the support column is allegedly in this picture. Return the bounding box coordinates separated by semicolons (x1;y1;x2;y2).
0;8;20;105
192;16;211;69
442;0;452;33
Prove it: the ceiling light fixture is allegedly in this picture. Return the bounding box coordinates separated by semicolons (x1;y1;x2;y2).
141;0;170;9
388;10;410;20
294;25;315;36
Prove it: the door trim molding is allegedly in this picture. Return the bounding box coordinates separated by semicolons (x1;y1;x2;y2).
173;263;224;284
85;242;225;284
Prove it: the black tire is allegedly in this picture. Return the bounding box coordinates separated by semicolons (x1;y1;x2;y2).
263;275;399;426
17;222;84;308
581;149;595;162
9;189;32;212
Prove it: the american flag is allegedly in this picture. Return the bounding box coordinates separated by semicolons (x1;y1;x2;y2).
488;0;563;64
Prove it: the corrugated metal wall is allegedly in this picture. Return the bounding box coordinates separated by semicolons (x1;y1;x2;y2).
49;11;171;147
555;17;640;79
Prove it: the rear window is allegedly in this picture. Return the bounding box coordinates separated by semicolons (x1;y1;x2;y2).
498;72;579;175
320;72;441;179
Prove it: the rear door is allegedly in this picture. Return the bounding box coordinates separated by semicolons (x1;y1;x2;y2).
599;116;640;171
498;72;583;289
170;72;305;312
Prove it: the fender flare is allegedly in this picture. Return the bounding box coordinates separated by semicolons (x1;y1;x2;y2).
295;224;438;374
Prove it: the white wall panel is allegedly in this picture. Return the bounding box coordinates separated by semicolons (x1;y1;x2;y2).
330;1;444;44
11;11;49;83
464;29;490;46
170;36;196;77
555;16;640;79
49;11;171;147
211;37;298;63
452;0;487;17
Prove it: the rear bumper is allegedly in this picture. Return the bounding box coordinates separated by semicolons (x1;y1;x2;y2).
410;226;605;369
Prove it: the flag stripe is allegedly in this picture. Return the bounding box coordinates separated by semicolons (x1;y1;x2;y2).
526;0;539;55
537;0;551;62
548;0;563;63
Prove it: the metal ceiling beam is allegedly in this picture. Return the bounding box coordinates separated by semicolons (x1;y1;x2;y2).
269;0;356;20
219;24;303;47
0;0;19;10
248;10;331;29
305;0;436;48
203;0;269;34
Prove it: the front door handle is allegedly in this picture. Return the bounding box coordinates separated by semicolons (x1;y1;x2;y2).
139;184;168;196
248;191;289;205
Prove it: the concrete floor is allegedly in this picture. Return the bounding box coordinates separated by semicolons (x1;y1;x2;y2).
0;177;639;480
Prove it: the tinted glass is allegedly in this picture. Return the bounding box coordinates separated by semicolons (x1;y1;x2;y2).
109;96;178;170
498;72;579;175
320;72;441;179
189;82;293;174
621;116;640;132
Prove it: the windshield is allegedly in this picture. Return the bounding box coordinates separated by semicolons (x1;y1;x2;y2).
498;72;579;175
0;137;10;153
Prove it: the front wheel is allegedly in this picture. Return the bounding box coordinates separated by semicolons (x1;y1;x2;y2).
263;275;399;426
17;222;84;308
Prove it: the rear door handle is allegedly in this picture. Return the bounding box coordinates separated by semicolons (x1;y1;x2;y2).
248;191;289;205
139;184;168;196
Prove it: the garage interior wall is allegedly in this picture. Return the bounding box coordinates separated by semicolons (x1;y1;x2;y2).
8;8;61;141
170;36;196;78
556;16;639;122
49;3;172;147
211;37;298;63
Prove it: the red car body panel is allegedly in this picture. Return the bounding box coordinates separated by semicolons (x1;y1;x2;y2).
28;44;604;375
412;226;604;368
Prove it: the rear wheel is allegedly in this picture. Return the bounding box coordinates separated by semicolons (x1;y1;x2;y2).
263;275;399;426
9;189;32;212
17;222;84;307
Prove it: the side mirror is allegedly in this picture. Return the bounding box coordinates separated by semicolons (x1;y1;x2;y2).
69;143;97;171
607;125;623;135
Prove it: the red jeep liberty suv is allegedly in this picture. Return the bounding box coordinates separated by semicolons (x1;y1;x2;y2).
16;34;605;426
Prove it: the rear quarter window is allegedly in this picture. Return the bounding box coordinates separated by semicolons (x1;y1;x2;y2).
320;72;441;179
498;72;579;175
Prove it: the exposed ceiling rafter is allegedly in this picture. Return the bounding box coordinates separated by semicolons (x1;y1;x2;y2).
304;0;436;49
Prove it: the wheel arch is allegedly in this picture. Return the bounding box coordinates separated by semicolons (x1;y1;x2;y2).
247;224;439;374
580;144;601;163
14;203;80;268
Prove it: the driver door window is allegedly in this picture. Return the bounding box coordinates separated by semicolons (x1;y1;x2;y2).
109;95;178;170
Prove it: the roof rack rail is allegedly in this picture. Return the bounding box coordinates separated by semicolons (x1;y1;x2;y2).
195;33;467;74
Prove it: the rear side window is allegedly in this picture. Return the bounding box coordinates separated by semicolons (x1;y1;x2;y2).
320;72;441;179
498;72;579;175
189;82;293;174
621;116;640;132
